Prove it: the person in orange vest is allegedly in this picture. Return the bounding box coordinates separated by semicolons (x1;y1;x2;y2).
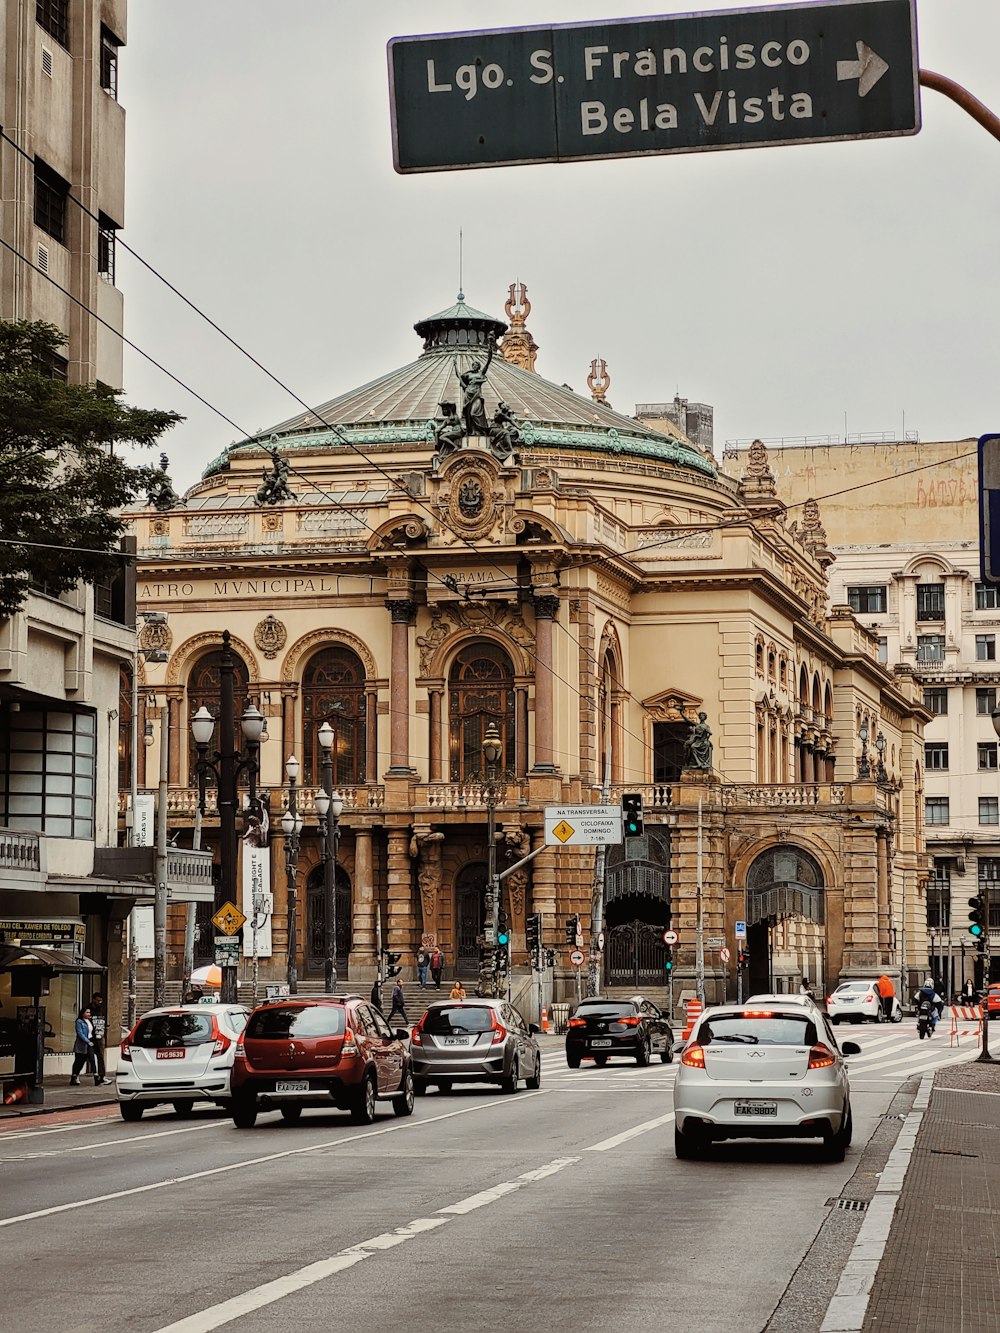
876;974;895;1022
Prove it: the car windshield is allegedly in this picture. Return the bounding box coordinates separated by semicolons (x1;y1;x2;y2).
574;1003;635;1018
422;1006;495;1035
698;1013;817;1046
132;1013;213;1048
245;1006;345;1039
837;984;872;994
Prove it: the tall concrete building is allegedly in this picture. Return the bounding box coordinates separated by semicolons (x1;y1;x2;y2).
725;438;992;994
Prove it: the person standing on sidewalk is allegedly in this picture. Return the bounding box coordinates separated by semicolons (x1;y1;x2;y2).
70;1007;98;1085
88;991;112;1085
416;947;430;989
388;980;408;1024
430;947;444;990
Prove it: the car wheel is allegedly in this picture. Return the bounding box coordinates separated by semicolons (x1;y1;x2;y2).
823;1105;852;1162
831;1016;841;1025
660;1044;673;1064
351;1072;378;1125
393;1068;415;1117
280;1104;303;1124
875;1005;886;1024
119;1102;143;1123
891;1008;903;1024
437;1079;453;1094
526;1057;541;1090
231;1096;257;1129
636;1038;651;1067
413;1077;428;1097
566;1052;581;1069
674;1124;702;1160
593;1054;609;1067
171;1099;195;1117
501;1059;519;1094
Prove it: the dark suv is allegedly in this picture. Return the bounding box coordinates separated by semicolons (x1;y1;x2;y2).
230;995;413;1127
565;996;674;1068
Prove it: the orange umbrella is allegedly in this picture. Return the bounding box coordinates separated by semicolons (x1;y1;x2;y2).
189;964;223;989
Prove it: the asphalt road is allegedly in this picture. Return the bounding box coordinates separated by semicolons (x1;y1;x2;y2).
0;1030;973;1333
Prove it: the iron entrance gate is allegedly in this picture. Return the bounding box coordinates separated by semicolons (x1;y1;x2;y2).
605;920;667;988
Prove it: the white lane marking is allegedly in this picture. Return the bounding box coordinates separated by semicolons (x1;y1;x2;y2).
0;1091;546;1230
585;1111;675;1151
0;1115;119;1143
154;1157;578;1333
0;1120;225;1162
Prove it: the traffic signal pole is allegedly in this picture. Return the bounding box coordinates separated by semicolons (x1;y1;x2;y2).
978;875;994;1063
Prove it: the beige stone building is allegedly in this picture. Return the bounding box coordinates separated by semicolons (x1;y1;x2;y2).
725;438;992;994
124;295;928;1015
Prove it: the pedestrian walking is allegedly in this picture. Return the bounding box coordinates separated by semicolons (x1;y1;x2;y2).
88;991;112;1085
388;980;408;1023
370;980;383;1010
449;980;467;1001
430;947;444;990
416;947;430;988
70;1007;99;1085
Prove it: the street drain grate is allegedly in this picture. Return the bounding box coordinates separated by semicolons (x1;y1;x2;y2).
825;1198;869;1211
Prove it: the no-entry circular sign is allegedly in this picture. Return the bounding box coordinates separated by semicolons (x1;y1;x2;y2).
570;949;585;966
663;929;678;946
720;947;731;962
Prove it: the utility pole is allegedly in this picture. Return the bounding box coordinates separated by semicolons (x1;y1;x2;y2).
152;700;169;1007
695;796;705;1004
978;872;994;1063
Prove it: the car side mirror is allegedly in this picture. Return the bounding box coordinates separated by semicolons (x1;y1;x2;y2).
528;1023;541;1035
395;1029;410;1042
671;1041;686;1057
841;1041;861;1056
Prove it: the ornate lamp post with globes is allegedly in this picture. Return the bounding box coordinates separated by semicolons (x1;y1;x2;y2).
316;721;344;993
281;754;304;994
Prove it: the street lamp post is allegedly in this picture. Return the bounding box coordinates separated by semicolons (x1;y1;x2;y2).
316;722;343;993
857;721;871;779
479;722;504;997
281;755;304;994
190;631;264;1005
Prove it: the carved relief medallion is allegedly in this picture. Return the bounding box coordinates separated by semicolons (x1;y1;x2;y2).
254;615;287;660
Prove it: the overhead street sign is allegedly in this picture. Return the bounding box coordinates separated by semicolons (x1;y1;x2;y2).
544;805;623;846
978;434;1000;584
389;0;919;173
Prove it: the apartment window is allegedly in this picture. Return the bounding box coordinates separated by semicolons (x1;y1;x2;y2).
917;635;945;663
927;861;951;930
925;797;950;825
981;797;1000;826
0;706;96;838
36;0;68;49
877;636;888;664
100;26;119;98
32;346;68;382
98;214;117;285
33;158;69;244
847;585;887;614
977;634;997;662
976;583;1000;610
923;687;948;715
976;688;997;716
979;859;1000;930
979;743;998;771
925;743;949;770
916;583;946;621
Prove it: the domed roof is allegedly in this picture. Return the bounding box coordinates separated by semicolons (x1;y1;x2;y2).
205;296;714;478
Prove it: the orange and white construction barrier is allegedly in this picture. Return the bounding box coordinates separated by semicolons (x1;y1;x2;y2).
541;1006;549;1033
682;998;703;1041
949;1004;983;1047
2;1080;28;1106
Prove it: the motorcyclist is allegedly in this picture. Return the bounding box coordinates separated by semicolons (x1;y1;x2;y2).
915;977;940;1032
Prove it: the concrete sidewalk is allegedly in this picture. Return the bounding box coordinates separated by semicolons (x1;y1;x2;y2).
0;1074;117;1119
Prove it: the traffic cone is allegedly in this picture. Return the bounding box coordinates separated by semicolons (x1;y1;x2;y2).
541;1006;549;1033
2;1080;27;1106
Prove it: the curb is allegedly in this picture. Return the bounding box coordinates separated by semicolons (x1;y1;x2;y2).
819;1070;934;1332
0;1096;118;1121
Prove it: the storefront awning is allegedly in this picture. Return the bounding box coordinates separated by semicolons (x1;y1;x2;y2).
0;944;105;974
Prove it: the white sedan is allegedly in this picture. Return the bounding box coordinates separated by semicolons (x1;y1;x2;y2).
827;981;902;1025
673;1001;860;1161
117;1002;250;1120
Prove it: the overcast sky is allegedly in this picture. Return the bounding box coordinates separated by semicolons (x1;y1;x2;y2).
120;1;1000;495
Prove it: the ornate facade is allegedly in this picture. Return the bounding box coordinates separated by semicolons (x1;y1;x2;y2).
123;296;929;1012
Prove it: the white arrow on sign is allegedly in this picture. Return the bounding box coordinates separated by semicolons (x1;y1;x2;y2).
837;41;889;98
570;949;585;966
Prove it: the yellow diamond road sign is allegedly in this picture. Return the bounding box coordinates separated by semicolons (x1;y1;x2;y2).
212;900;246;936
544;805;623;847
551;820;575;843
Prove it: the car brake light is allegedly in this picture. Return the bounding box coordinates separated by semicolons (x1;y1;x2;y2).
568;1017;586;1028
411;1026;423;1046
827;996;835;1007
807;1043;836;1069
235;1040;245;1060
120;1041;132;1062
490;1022;507;1045
342;1027;358;1056
213;1034;231;1056
681;1045;706;1068
617;1015;641;1027
742;1010;774;1018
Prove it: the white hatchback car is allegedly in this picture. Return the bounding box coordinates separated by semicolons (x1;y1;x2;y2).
673;1002;860;1161
117;1003;250;1121
827;981;903;1025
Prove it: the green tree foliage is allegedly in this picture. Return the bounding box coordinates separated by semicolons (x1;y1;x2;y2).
0;321;182;619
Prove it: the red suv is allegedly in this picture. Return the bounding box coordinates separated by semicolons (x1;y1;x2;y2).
230;995;413;1128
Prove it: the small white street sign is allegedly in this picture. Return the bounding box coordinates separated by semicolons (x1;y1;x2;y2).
663;929;679;946
570;949;585;966
735;921;748;939
544;805;623;846
706;936;724;949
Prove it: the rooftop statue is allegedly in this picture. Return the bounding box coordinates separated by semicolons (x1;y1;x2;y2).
255;448;295;506
432;400;465;462
683;711;713;770
146;452;183;512
489;400;523;461
457;337;495;436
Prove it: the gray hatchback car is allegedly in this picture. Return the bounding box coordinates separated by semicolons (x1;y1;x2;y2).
410;999;541;1095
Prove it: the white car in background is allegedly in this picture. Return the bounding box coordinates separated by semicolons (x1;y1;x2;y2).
827;981;902;1024
117;1003;250;1121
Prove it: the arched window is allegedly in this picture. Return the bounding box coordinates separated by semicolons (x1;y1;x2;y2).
599;650;619;782
302;647;367;786
186;648;250;784
747;845;824;925
448;642;515;780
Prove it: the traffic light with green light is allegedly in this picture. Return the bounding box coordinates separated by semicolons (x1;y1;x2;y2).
968;895;985;939
621;792;644;839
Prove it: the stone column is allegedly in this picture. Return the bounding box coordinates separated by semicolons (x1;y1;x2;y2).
385;600;417;775
531;825;557;946
282;690;296;764
365;687;378;783
349;826;376;976
166;690;183;785
531;595;560;774
877;828;890;956
610;691;624;785
386;824;415;958
428;687;444;782
515;685;529;779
